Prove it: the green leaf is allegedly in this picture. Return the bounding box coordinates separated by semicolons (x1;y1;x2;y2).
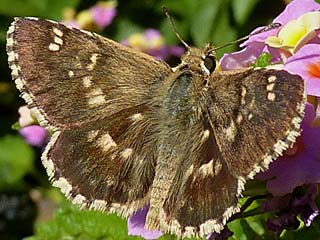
228;218;248;240
0;135;34;189
210;4;237;58
254;52;273;68
32;205;143;240
0;0;80;20
189;0;222;46
232;0;260;25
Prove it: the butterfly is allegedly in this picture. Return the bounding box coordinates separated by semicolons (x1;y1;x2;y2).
6;16;305;238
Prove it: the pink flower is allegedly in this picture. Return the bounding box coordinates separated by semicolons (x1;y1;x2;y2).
257;103;320;196
90;2;117;29
19;125;49;147
128;206;163;240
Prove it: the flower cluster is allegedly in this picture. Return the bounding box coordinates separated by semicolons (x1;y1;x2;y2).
122;29;184;61
63;1;117;30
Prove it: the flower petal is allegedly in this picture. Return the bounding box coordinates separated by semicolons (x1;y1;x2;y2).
128;206;163;240
19;125;49;147
257;103;320;196
285;44;320;96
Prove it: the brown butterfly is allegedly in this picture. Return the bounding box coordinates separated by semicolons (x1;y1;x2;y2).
6;13;305;238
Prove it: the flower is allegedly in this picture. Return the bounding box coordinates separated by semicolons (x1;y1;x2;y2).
62;1;117;30
18;106;35;127
221;0;320;110
257;103;320;196
265;12;320;54
90;1;117;29
19;125;49;147
285;44;320;96
123;29;184;61
17;106;48;147
128;206;163;240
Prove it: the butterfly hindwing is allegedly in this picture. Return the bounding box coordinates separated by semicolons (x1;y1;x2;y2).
49;104;159;214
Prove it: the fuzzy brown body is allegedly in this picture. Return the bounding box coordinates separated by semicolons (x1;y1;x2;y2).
7;18;306;238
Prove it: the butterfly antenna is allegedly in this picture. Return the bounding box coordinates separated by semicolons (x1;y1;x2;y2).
163;6;190;49
213;22;281;51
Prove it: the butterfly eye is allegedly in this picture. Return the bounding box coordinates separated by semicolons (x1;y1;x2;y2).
203;55;216;73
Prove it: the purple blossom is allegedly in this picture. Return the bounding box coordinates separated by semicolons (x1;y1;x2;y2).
90;4;117;29
122;29;184;61
19;125;49;147
147;45;184;61
241;0;320;48
220;0;320;84
257;103;320;196
128;206;163;240
285;44;320;96
144;29;162;40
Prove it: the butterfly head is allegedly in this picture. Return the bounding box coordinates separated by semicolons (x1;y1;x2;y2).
178;43;218;78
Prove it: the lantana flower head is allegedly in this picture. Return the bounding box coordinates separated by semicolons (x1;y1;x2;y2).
122;29;184;61
63;1;117;30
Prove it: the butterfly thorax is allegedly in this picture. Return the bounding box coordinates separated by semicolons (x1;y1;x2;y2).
160;45;218;127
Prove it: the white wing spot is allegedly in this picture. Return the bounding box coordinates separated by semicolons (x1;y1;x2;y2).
267;92;276;101
224;119;237;142
7;51;18;62
87;130;99;142
248;113;253;120
266;83;275;91
87;88;106;106
49;43;60;51
129;113;144;122
6;37;14;46
53;27;63;37
236;113;243;124
11;64;20;77
7;25;15;34
15;78;23;90
98;133;117;152
83;76;92;88
54;36;63;45
199;159;214;177
241;86;247;105
201;129;210;143
121;148;133;159
268;75;277;83
68;71;74;77
87;53;99;70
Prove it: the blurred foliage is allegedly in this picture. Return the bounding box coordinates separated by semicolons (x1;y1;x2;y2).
0;0;307;239
26;204;142;240
0;135;34;189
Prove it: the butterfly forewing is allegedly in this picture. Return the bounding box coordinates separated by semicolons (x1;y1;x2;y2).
7;18;171;214
208;68;305;178
7;18;171;127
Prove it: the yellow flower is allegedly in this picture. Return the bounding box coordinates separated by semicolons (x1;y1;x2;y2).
266;11;320;53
